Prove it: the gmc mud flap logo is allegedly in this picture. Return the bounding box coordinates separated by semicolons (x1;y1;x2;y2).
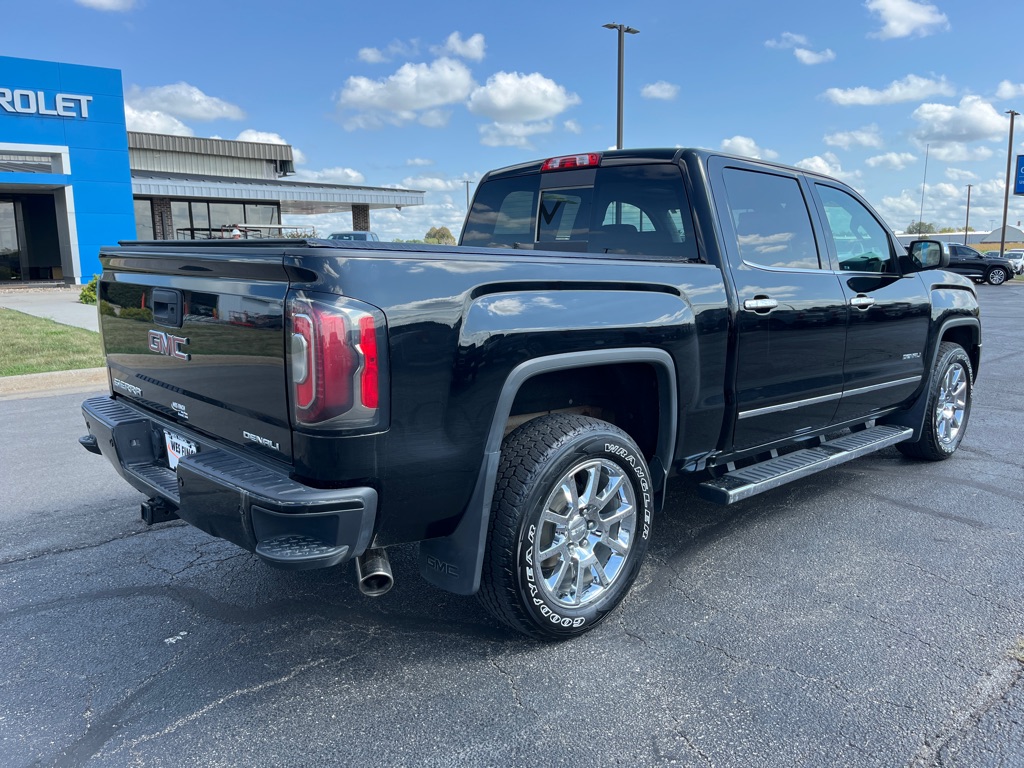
426;556;460;578
147;330;191;361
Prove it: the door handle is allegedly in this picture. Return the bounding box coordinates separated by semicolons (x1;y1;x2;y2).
743;297;778;312
850;295;875;309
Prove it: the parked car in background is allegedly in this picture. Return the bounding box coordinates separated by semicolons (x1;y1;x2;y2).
1002;249;1024;275
943;243;1014;285
327;231;380;242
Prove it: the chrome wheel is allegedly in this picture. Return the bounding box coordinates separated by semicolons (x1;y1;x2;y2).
935;361;968;446
534;458;638;608
988;268;1007;285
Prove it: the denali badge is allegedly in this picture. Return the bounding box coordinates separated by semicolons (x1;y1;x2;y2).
147;330;191;360
243;430;280;452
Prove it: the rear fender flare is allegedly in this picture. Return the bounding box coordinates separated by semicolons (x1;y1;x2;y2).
418;348;678;595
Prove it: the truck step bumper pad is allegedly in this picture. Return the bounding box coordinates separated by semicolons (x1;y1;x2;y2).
698;425;913;505
81;396;377;569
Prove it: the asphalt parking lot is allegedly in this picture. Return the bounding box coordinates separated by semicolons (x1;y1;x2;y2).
1;284;1022;767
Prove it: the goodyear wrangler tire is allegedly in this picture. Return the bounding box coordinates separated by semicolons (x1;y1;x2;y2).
477;414;654;640
897;342;973;461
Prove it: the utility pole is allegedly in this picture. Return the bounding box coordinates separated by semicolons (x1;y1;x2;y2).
1000;110;1019;257
603;23;639;150
918;144;929;232
462;180;474;211
964;184;972;245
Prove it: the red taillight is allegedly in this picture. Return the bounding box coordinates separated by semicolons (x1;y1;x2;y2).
540;153;601;171
358;315;379;409
288;294;387;430
291;313;315;408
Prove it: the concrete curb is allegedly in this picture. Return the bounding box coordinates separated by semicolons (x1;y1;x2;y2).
0;368;107;400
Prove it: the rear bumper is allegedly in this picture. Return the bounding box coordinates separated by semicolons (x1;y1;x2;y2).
81;395;377;570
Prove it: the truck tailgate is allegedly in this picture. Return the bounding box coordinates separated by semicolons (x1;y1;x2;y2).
99;246;292;462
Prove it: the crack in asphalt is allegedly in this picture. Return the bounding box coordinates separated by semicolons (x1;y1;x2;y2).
856;489;993;531
896;559;1021;615
906;655;1024;768
0;523;185;568
488;657;524;710
34;657;182;768
106;658;330;760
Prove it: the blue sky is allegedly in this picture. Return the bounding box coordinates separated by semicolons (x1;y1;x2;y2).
5;0;1024;241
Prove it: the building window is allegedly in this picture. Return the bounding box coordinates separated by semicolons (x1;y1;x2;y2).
133;199;155;240
245;203;279;225
209;202;245;231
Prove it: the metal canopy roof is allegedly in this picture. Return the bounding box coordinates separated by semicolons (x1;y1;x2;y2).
130;170;425;214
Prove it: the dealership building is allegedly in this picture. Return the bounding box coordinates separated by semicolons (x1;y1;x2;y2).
1;55;424;285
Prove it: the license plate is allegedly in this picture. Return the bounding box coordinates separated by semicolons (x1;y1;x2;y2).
164;430;197;470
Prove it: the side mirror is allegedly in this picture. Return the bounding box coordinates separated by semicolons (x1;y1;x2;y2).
907;239;948;271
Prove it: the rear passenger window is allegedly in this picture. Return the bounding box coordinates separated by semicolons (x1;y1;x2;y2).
461;178;536;248
815;184;894;273
721;168;821;270
461;163;698;261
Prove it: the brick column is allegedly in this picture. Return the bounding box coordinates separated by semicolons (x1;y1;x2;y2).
151;198;173;239
352;204;370;232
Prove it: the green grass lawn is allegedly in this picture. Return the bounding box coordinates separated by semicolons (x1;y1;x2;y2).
0;308;104;377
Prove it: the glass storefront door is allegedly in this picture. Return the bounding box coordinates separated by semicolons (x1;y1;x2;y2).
0;201;23;281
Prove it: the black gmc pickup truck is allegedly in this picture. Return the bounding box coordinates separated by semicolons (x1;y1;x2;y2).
80;148;981;639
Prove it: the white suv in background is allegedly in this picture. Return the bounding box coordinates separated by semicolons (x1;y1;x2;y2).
1003;249;1024;275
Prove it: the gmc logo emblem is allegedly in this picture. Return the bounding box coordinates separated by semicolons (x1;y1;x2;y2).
147;330;191;361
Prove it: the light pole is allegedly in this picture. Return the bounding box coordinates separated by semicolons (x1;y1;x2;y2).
964;184;972;245
999;109;1019;257
603;22;639;150
918;143;929;232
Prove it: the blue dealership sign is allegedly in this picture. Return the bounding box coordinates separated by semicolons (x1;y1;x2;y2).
0;55;134;282
1015;154;1024;196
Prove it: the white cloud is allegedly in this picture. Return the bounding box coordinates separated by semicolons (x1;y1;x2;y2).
467;72;580;122
912;95;1007;144
479;121;554;149
75;0;134;9
432;32;486;62
126;83;245;121
641;81;679;100
124;105;193;136
823;74;955;106
564;119;583;135
235;130;305;165
400;175;469;192
824;124;884;149
945;168;978;181
356;39;420;64
765;32;809;49
795;152;861;181
925;143;994;163
865;0;949;39
339;58;475;127
293;167;366;185
406;158;434;167
418;109;451;128
996;80;1024;100
765;32;833;65
865;152;917;170
794;48;836;65
358;48;387;64
720;135;779;160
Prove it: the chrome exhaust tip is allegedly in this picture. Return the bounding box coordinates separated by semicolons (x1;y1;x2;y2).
355;548;393;597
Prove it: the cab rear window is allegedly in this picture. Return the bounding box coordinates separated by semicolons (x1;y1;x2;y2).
462;164;698;261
